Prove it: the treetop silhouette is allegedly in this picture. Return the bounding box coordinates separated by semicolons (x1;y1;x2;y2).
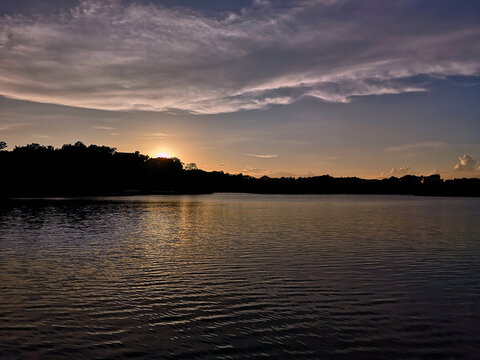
0;141;478;198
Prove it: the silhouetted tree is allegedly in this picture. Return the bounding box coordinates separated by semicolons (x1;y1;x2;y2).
0;141;6;150
184;163;198;170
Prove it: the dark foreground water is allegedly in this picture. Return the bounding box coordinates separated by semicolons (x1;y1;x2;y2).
1;194;480;359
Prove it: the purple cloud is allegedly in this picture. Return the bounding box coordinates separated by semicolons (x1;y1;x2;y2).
0;0;479;114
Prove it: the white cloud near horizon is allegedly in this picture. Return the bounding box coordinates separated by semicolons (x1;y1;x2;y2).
383;166;418;178
382;154;480;179
245;153;278;159
0;0;479;114
454;154;480;173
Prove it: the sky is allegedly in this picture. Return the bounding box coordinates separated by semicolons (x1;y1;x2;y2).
1;0;480;179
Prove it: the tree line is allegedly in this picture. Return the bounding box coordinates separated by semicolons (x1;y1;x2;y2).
0;141;479;198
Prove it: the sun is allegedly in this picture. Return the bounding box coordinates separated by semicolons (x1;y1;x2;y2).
155;152;170;158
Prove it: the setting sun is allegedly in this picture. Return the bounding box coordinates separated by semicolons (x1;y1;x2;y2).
155;152;170;159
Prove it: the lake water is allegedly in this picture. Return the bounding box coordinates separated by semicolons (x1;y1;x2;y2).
1;194;480;359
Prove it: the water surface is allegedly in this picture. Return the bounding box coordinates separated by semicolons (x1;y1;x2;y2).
1;194;480;359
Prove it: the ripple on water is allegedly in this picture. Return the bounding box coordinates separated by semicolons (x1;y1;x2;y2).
1;194;480;359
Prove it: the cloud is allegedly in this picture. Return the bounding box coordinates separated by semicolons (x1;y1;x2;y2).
253;0;270;7
32;134;50;138
383;166;418;178
92;125;115;130
0;0;479;113
454;154;480;172
241;166;270;175
135;132;171;139
437;154;480;179
245;153;278;158
204;163;226;168
385;141;449;152
306;80;427;103
0;122;30;131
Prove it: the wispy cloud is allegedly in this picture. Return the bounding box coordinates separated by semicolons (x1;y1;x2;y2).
245;153;278;158
241;166;270;175
92;125;115;131
204;163;226;168
0;122;30;131
135;132;171;139
385;142;449;152
0;0;479;113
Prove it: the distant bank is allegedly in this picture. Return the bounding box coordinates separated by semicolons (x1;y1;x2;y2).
1;142;479;198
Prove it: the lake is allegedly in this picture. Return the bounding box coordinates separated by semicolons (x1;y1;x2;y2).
1;194;480;359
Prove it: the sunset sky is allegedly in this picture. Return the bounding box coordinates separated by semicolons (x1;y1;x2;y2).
1;0;479;178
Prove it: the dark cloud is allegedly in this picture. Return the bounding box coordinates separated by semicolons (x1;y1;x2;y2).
0;0;479;113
